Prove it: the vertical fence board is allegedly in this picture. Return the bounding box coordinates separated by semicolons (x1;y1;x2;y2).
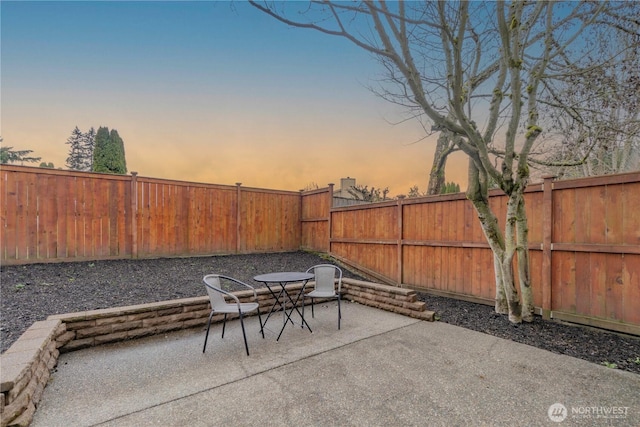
622;255;640;325
605;185;623;245
25;173;38;259
471;245;481;298
433;246;442;291
87;178;97;257
138;181;147;256
574;252;591;317
560;252;576;313
55;176;69;259
7;172;20;259
164;183;173;254
2;171;17;259
434;201;443;241
480;249;494;300
138;180;154;256
98;179;109;257
525;191;543;243
605;254;624;321
555;188;575;244
120;179;131;256
623;182;640;246
455;201;465;294
530;251;543;307
589;253;608;319
68;177;79;258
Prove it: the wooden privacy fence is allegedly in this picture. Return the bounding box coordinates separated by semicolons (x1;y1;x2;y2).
1;165;638;334
1;166;307;263
327;171;640;335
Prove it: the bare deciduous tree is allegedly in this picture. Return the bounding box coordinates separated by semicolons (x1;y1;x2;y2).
537;15;640;179
250;0;636;323
348;184;390;202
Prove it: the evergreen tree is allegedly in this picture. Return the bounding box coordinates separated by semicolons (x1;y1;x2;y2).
65;126;96;171
81;127;95;171
0;146;41;164
92;127;127;174
92;127;111;173
110;129;127;174
440;182;461;194
65;126;85;170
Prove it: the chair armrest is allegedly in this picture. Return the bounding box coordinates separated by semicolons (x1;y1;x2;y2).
216;275;259;300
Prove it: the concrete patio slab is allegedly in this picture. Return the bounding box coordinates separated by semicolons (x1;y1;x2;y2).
31;301;640;427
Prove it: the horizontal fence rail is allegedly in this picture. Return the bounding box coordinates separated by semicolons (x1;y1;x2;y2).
1;165;638;334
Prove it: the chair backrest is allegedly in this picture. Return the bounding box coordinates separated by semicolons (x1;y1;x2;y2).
307;264;342;294
203;274;229;310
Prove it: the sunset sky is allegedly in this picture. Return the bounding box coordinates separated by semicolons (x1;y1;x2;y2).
1;1;468;195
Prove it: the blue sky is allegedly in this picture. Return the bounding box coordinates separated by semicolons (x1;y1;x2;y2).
1;1;467;194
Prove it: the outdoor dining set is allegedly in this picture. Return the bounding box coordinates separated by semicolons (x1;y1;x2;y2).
201;264;343;356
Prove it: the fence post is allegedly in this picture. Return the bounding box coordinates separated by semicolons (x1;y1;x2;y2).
236;183;242;254
131;172;138;259
299;189;304;251
397;195;405;287
327;183;334;255
541;175;555;319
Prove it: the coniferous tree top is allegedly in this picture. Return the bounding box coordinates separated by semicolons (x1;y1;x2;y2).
1;146;41;164
92;126;127;174
65;126;85;170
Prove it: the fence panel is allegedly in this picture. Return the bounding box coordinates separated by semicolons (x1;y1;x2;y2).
1;166;302;263
330;202;399;282
1;167;132;262
548;178;640;329
301;188;330;252
330;172;640;334
135;178;241;257
238;187;301;253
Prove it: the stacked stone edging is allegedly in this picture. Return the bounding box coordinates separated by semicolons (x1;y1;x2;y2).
341;278;435;321
0;320;61;427
0;279;433;426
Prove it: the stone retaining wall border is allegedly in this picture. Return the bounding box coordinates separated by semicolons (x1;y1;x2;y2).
0;279;433;426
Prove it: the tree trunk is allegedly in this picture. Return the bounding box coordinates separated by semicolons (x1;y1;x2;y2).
516;195;535;321
466;160;527;323
426;130;452;195
493;253;508;314
466;161;512;317
502;192;523;323
471;194;523;322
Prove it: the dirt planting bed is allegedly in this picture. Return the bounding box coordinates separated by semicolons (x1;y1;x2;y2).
1;251;638;374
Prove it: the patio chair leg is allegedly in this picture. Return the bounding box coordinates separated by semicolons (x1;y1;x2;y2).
203;311;215;353
311;298;315;318
239;313;250;356
338;296;341;330
257;307;265;339
221;313;227;338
